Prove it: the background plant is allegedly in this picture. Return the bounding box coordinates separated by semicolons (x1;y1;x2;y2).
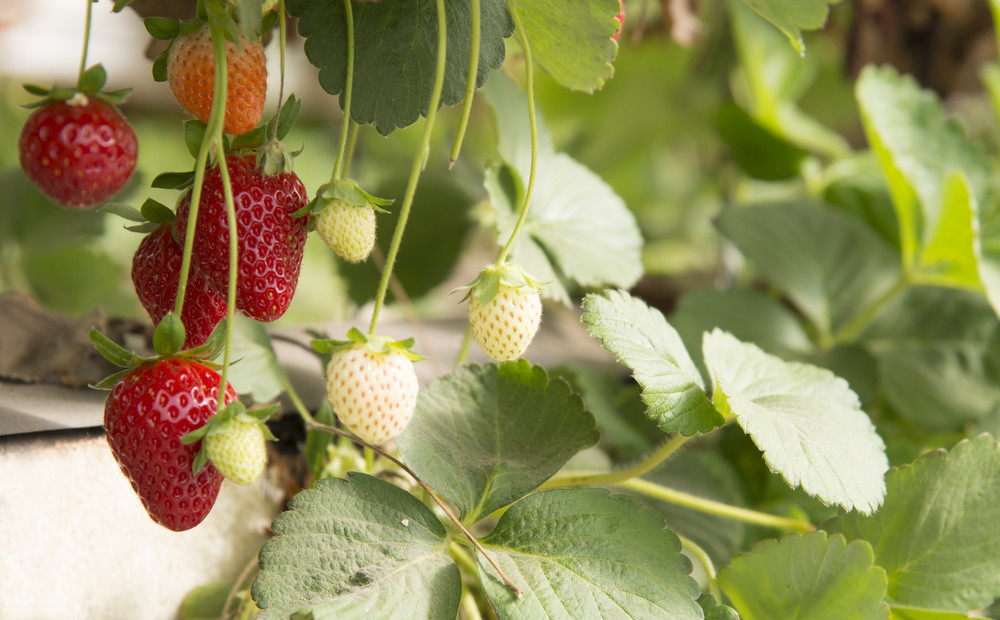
3;0;1000;618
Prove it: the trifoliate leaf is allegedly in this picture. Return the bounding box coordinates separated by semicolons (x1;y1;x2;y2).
717;532;889;620
396;361;598;524
582;289;722;436
703;329;888;513
252;474;460;620
480;488;702;619
835;434;1000;612
286;0;512;135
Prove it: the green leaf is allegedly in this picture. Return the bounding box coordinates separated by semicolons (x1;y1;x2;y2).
286;0;512;135
252;473;461;620
697;593;741;620
482;75;643;305
179;580;233;620
715;103;806;180
224;316;287;403
90;328;140;368
152;170;195;189
581;289;722;436
917;172;982;289
728;0;849;157
144;16;180;40
836;435;1000;612
703;329;888;513
671;287;816;367
735;0;841;54
718;532;889;620
860;287;1000;431
509;0;619;92
395;361;598;524
889;608;975;620
715;202;901;341
855;65;991;269
820;154;900;249
480;488;702;619
24;243;127;317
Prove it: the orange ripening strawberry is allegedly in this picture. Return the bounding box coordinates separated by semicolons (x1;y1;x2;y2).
166;23;266;135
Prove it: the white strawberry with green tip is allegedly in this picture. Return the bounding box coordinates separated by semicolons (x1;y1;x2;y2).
461;263;545;362
183;402;278;486
317;328;422;445
308;178;393;263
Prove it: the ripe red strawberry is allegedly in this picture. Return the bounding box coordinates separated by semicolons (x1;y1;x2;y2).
173;155;309;322
324;333;420;445
18;94;137;207
461;263;544;362
132;226;226;348
315;199;377;263
166;23;266;135
104;358;237;531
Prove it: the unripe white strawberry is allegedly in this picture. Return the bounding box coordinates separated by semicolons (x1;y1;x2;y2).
460;262;545;362
469;284;542;362
315;199;377;263
204;419;268;485
326;340;420;445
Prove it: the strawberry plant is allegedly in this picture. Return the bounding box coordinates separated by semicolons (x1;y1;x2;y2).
5;0;1000;618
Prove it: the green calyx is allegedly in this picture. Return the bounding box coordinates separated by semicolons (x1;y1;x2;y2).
182;400;279;475
88;318;229;390
455;262;546;306
99;198;176;234
311;327;424;362
295;178;394;219
21;64;132;109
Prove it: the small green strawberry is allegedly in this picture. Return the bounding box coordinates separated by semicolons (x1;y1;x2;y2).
315;329;422;446
183;402;278;486
315;200;377;263
459;263;545;362
300;178;393;263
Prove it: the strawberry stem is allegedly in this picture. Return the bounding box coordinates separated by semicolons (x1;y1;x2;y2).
78;0;94;85
330;0;356;183
495;1;539;266
269;0;289;145
448;0;482;168
206;4;239;415
676;534;722;601
366;0;449;337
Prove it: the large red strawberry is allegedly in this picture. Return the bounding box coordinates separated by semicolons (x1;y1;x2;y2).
173;155;309;322
104;357;237;531
19;94;137;207
166;23;266;136
132;225;227;348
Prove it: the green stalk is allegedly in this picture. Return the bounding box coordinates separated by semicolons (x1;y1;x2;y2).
830;274;909;345
676;534;721;600
331;0;356;182
214;154;239;413
620;478;815;532
367;0;449;336
269;0;288;144
173;6;232;323
448;0;482;167
540;434;690;490
454;322;474;366
78;0;94;81
341;120;361;177
496;0;538;265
